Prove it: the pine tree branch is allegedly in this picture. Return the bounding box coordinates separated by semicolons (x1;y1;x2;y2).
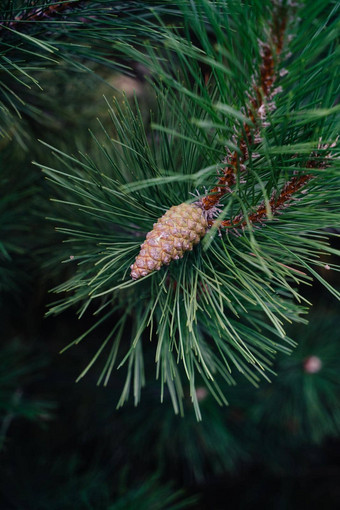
40;0;340;417
130;0;317;276
218;174;314;230
201;0;294;213
216;138;338;231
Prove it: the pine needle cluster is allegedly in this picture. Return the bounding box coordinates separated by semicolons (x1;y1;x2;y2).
0;0;177;144
36;0;339;418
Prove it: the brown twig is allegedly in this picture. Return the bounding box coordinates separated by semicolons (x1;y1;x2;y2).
216;137;339;231
201;2;330;233
218;174;314;230
201;2;289;213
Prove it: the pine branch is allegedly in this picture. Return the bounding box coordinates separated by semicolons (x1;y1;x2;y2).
217;174;314;230
217;137;339;231
130;0;339;271
41;0;340;418
202;0;292;212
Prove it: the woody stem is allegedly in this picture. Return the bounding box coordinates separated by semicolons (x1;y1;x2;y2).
201;1;289;212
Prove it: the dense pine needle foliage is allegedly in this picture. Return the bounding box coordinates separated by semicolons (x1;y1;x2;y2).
0;0;180;143
37;0;340;417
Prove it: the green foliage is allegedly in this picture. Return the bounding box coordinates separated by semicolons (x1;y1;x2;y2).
0;0;178;143
0;339;54;450
110;312;340;483
251;316;340;444
117;386;247;483
0;153;39;307
111;476;197;510
40;0;340;418
2;444;196;509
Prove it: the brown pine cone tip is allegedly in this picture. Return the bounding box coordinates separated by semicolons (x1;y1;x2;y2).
130;203;208;280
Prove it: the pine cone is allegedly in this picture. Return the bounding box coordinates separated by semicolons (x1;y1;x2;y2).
130;203;208;280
